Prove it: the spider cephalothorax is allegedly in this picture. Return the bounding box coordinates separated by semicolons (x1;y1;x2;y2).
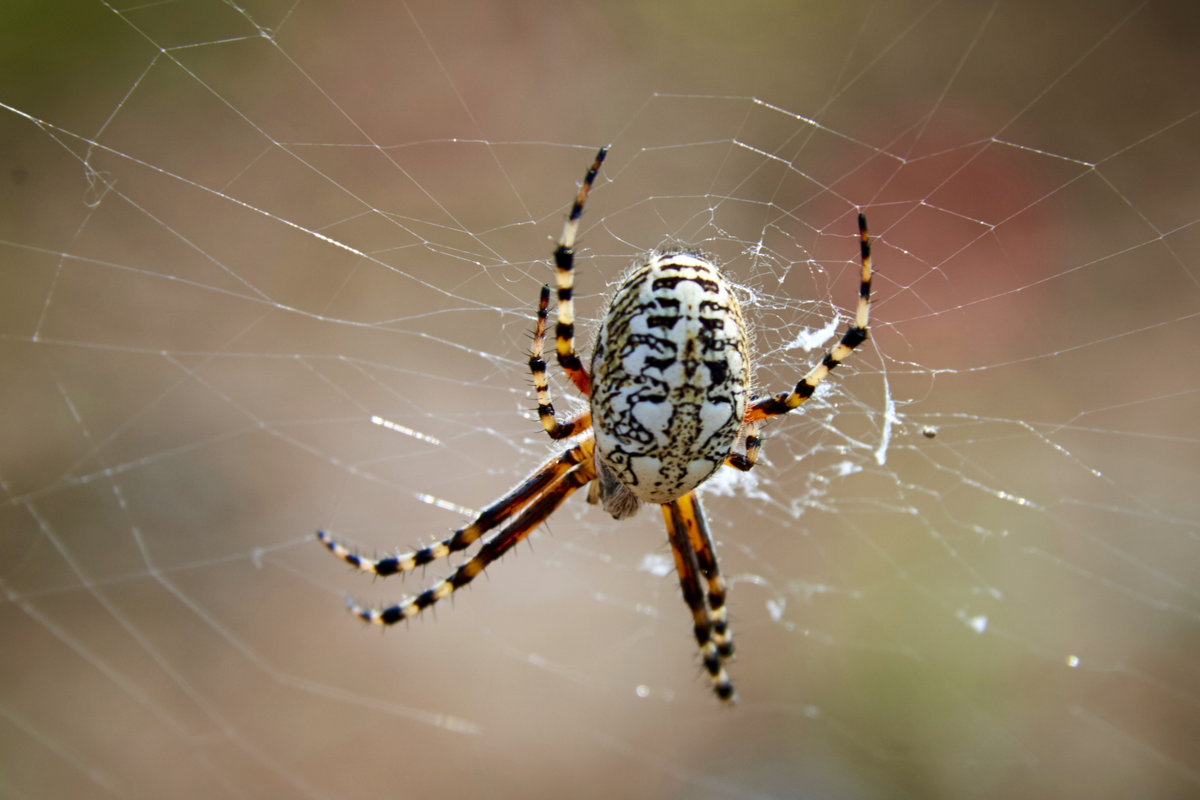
319;146;873;702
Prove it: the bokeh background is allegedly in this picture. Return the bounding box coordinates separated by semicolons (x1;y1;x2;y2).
2;1;1197;798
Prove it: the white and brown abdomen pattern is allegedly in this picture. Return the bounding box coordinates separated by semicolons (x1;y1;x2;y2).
590;252;750;505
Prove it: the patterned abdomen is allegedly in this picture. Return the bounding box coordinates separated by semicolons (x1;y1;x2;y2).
590;252;750;505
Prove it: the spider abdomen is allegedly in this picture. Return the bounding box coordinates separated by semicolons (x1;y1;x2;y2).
590;252;750;505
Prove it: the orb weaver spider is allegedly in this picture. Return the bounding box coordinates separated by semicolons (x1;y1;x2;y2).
319;146;873;701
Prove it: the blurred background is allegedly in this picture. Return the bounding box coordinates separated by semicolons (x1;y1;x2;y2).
1;1;1197;798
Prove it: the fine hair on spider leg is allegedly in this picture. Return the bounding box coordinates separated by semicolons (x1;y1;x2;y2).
317;146;873;703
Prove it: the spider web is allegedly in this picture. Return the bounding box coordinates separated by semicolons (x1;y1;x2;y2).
2;1;1198;798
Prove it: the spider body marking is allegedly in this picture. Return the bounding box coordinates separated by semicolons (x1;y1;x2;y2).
318;146;874;703
590;252;750;514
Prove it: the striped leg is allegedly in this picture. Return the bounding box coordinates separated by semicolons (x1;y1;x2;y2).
724;419;762;472
552;146;608;397
663;493;736;702
748;213;872;421
347;457;596;625
681;493;733;658
318;442;591;576
530;284;592;440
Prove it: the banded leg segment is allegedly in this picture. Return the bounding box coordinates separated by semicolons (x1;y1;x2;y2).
348;458;597;625
724;420;762;472
317;441;591;576
748;213;872;421
663;493;736;702
552;146;608;397
676;492;733;658
530;284;592;440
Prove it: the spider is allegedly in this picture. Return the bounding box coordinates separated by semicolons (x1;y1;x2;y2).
318;146;873;702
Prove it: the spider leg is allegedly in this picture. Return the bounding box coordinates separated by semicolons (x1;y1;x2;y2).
724;419;762;472
347;450;597;626
317;441;592;576
748;213;872;422
677;492;733;658
530;284;592;440
663;492;736;702
552;146;608;397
